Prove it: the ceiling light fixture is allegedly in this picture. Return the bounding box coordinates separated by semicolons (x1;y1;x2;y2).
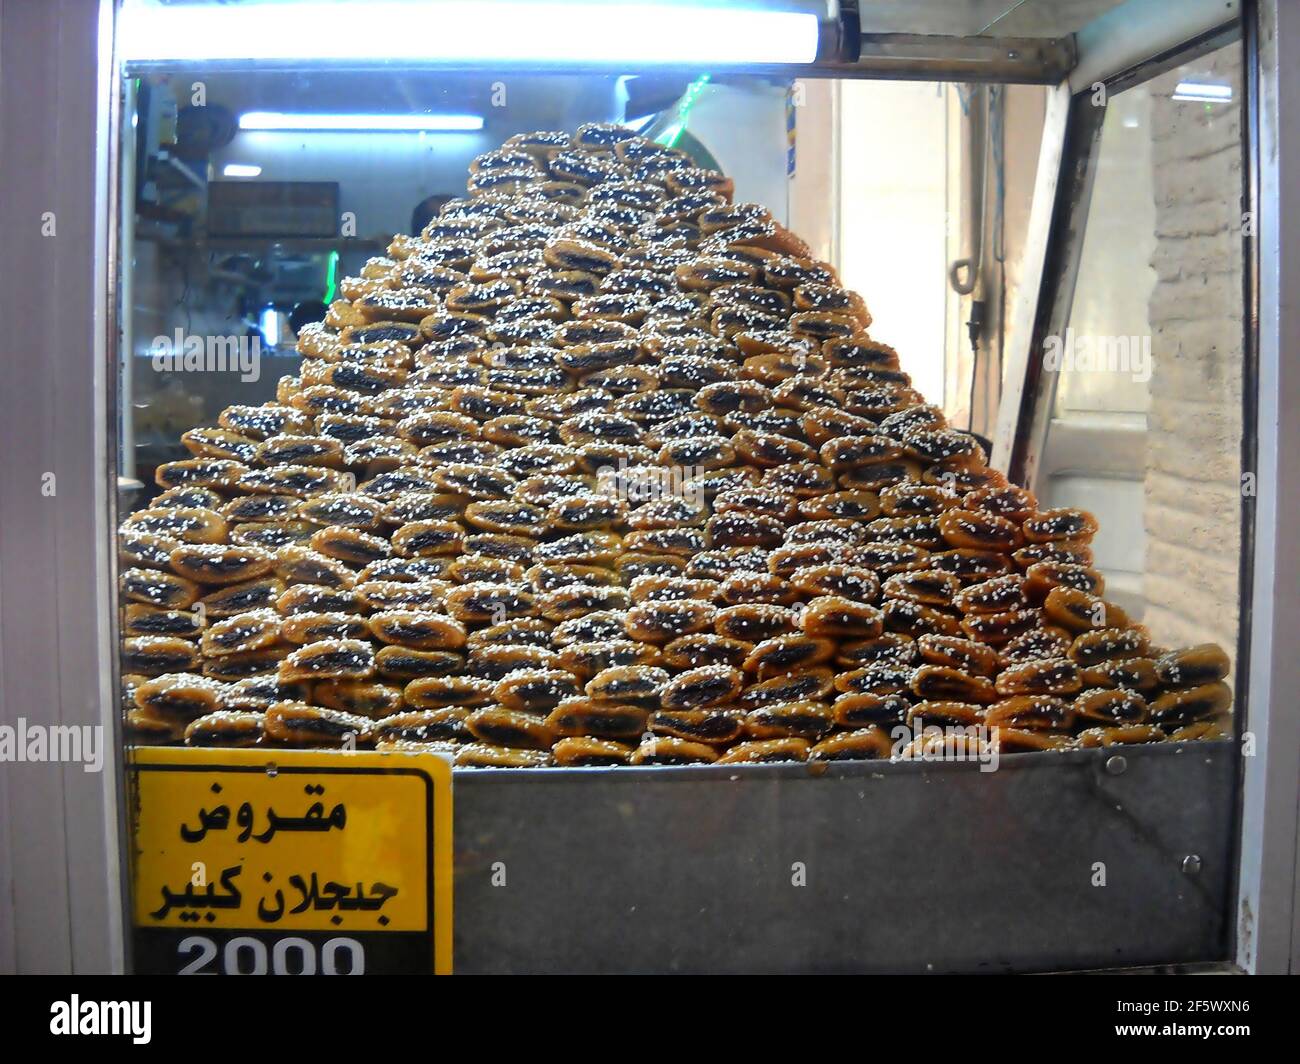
118;1;822;66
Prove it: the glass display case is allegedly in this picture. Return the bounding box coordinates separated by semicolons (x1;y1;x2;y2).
1;0;1296;976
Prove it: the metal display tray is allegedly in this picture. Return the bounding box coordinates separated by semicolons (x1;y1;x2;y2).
451;739;1236;973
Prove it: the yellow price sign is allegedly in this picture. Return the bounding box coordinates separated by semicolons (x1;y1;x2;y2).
128;747;452;974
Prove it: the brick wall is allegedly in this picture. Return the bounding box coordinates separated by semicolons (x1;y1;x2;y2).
1142;50;1244;657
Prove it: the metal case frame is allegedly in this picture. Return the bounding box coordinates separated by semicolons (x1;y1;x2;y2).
453;742;1235;974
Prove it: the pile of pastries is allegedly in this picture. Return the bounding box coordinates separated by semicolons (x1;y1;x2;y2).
119;124;1232;767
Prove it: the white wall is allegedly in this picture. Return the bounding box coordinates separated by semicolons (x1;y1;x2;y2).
836;81;950;406
786;79;838;266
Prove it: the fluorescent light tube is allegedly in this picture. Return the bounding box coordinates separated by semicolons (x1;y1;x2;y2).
1172;81;1233;102
118;1;821;66
221;163;262;177
239;112;483;132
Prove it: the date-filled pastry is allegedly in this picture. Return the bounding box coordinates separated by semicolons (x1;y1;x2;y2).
113;124;1235;761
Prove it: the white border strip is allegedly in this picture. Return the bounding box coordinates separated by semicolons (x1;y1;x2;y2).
1236;0;1300;976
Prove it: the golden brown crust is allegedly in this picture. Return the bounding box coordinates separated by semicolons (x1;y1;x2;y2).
112;125;1231;765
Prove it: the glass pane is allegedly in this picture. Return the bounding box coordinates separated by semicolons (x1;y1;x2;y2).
1044;40;1244;689
1055;88;1156;421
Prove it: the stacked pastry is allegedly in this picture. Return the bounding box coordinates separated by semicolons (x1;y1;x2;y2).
119;123;1233;767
